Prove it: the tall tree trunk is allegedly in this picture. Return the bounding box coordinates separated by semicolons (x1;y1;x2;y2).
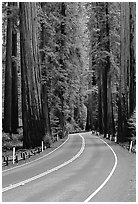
40;3;51;137
20;2;45;148
129;2;136;115
57;2;66;137
105;3;115;136
102;64;107;137
4;2;18;134
11;2;18;133
118;2;131;141
42;84;51;136
98;70;103;133
3;2;13;133
96;2;108;137
85;53;93;131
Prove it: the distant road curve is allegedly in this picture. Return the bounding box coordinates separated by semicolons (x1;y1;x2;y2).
2;132;135;202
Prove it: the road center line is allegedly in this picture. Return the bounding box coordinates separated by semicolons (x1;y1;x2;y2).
2;134;85;193
84;135;118;202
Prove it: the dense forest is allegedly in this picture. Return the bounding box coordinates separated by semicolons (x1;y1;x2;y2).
2;2;136;149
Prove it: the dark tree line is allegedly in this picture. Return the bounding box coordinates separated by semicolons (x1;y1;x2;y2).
86;2;136;142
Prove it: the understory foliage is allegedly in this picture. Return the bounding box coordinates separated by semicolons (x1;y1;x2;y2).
39;2;88;137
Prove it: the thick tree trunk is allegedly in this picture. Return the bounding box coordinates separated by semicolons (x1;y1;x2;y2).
40;3;51;137
57;2;66;137
85;94;93;131
118;2;134;142
42;84;51;136
102;65;107;137
98;71;103;133
3;2;13;133
107;72;115;136
4;2;18;134
11;2;18;133
120;2;130;118
85;71;93;131
96;2;108;137
20;2;45;148
105;3;115;136
129;2;136;115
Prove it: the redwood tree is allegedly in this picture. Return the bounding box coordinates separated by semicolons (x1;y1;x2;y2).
3;2;18;134
40;2;51;137
105;3;115;137
118;2;136;142
3;2;13;133
20;2;45;148
11;2;18;133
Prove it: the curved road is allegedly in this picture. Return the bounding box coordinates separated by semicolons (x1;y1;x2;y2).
2;132;135;202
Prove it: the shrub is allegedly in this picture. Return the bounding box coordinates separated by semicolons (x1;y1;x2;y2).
43;135;51;148
127;109;136;138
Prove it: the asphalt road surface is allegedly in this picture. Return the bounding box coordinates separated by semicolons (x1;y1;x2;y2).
2;132;135;202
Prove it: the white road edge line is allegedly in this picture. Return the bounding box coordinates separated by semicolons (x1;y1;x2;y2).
84;136;118;202
3;136;70;173
2;134;85;193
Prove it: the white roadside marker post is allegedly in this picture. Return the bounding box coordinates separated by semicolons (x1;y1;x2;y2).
42;141;44;152
13;147;15;164
129;140;133;153
114;136;117;142
110;135;112;141
57;134;59;142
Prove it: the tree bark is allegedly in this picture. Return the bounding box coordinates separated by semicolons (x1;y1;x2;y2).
57;2;66;137
3;2;13;133
129;2;136;115
40;3;51;137
11;2;18;133
85;54;93;131
3;2;19;134
118;2;134;141
20;2;45;148
105;3;115;136
98;70;103;133
42;84;51;136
